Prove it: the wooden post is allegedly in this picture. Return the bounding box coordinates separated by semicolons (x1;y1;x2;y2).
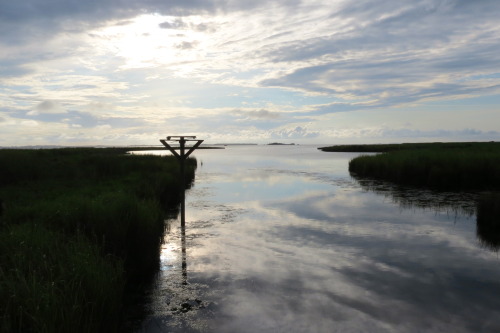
160;135;203;210
160;136;204;285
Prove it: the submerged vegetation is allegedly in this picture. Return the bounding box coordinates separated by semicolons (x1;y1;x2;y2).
0;148;196;332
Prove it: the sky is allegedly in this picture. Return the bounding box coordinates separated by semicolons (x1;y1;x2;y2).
1;0;500;146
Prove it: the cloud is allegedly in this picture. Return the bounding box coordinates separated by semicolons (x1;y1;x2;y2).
20;120;39;127
159;19;188;30
256;0;500;110
0;0;215;37
175;41;199;50
0;0;290;46
381;128;500;139
0;61;33;78
159;18;218;32
28;100;66;115
233;109;281;120
318;126;500;142
271;126;320;139
10;102;149;130
1;0;500;145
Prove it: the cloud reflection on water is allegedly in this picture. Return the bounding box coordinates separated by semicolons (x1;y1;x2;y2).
139;146;500;333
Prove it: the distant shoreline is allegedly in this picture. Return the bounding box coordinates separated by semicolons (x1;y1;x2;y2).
318;141;498;153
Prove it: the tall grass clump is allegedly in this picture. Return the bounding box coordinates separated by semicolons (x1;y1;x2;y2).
0;147;196;332
0;224;123;333
477;192;500;251
348;142;500;191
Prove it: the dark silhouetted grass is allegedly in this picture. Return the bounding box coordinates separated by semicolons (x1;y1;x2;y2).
0;147;196;332
477;192;500;251
345;142;500;191
0;223;123;333
319;141;495;153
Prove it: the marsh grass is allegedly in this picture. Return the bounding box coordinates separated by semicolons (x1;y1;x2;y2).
477;192;500;251
0;224;123;333
347;142;500;190
0;148;196;332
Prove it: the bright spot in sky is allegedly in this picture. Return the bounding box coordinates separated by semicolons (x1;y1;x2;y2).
93;15;209;70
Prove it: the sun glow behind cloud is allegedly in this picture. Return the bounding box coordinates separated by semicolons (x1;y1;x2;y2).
91;15;207;71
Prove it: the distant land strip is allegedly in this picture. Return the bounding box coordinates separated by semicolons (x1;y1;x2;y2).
318;141;499;153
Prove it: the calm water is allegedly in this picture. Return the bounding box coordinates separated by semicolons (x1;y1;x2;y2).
136;145;500;333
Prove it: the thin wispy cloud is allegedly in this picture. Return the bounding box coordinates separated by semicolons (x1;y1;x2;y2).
1;0;499;145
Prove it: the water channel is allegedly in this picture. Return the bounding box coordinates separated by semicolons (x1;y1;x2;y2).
135;145;500;332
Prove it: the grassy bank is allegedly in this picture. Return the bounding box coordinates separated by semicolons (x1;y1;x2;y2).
343;142;500;191
0;148;196;332
477;192;500;251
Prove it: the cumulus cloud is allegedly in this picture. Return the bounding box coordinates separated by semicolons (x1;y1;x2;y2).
271;126;320;139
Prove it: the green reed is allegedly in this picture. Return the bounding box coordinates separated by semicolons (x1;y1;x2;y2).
477;192;500;251
0;148;196;332
346;142;500;190
0;223;123;333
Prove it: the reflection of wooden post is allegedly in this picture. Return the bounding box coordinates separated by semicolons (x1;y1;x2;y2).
180;200;187;285
160;136;204;285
